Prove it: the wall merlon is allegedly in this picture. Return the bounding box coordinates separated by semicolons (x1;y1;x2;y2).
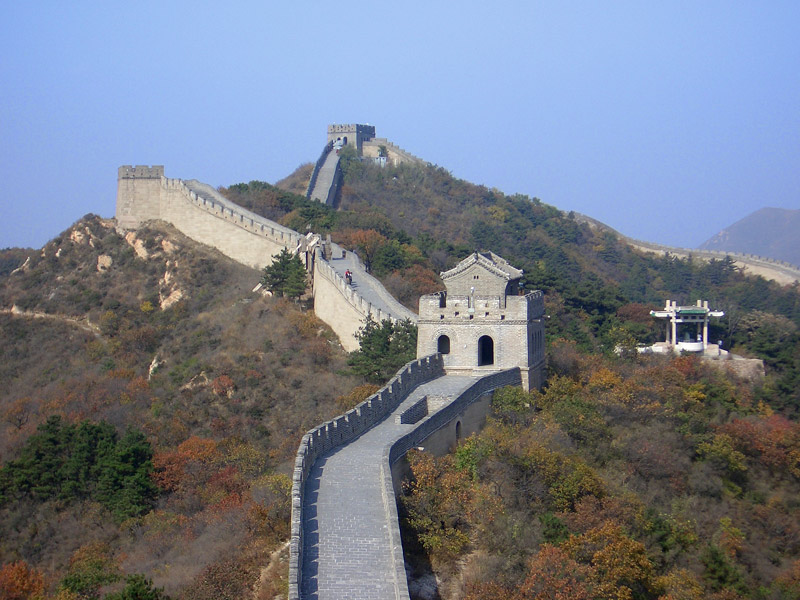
118;165;164;179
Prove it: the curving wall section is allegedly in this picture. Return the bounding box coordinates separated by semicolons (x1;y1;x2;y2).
288;354;445;600
116;167;413;350
312;251;417;352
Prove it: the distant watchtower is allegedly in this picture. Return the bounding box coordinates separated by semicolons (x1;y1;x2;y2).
327;124;376;154
417;252;546;391
115;165;165;230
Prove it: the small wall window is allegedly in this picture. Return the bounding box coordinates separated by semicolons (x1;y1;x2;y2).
437;335;451;354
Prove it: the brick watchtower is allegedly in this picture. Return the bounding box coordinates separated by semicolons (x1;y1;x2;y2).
115;165;165;230
326;124;376;154
417;252;545;391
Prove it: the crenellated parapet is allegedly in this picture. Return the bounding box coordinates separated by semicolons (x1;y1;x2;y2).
115;167;301;269
326;123;376;153
118;165;164;179
115;165;416;353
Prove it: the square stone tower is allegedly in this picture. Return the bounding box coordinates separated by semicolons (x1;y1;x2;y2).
115;165;165;230
327;124;376;154
417;252;545;390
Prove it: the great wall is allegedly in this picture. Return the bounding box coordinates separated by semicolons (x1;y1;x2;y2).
116;160;541;600
573;213;800;286
115;124;795;599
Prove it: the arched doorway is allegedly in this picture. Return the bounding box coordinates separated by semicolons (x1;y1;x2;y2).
455;420;462;441
437;335;451;354
478;335;494;366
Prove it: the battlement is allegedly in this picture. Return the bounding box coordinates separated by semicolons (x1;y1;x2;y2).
417;254;545;391
326;123;376;153
327;123;376;137
118;165;164;179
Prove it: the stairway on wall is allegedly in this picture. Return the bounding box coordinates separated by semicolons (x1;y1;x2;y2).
308;151;341;205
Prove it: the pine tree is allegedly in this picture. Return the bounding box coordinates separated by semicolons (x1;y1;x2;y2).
260;249;307;299
347;317;417;383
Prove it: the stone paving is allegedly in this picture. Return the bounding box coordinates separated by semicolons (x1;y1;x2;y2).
301;375;477;600
309;151;340;204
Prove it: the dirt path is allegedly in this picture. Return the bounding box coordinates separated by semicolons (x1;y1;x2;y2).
1;306;102;336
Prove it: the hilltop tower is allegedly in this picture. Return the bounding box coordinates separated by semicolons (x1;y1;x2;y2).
116;165;165;230
417;252;545;391
327;124;376;154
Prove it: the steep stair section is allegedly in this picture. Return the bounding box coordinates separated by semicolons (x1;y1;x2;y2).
308;149;341;205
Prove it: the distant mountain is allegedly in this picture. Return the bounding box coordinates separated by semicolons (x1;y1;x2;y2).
699;207;800;266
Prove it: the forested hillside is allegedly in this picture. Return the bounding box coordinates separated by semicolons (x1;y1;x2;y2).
244;155;800;414
401;349;800;600
0;217;359;598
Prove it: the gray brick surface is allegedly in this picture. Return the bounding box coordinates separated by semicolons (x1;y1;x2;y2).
301;375;476;600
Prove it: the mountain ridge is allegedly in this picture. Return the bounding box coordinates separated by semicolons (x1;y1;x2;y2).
699;207;800;267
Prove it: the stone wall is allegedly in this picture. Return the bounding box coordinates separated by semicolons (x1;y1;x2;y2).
362;138;425;166
288;354;445;600
382;367;522;597
305;141;333;199
573;212;800;285
161;179;299;269
312;249;415;352
115;167;301;269
418;290;545;390
116;167;417;351
327;124;376;153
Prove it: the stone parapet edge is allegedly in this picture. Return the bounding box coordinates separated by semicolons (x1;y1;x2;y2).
381;367;522;599
165;178;301;249
306;140;334;199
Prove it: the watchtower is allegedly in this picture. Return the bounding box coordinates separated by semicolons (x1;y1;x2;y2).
417;252;546;391
115;165;165;230
327;124;376;154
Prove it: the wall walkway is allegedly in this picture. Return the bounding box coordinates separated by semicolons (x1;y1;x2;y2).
313;243;417;352
307;147;341;205
289;359;521;600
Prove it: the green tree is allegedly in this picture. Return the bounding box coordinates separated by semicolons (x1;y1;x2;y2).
0;417;157;522
260;249;307;299
104;574;171;600
95;428;158;521
348;317;417;383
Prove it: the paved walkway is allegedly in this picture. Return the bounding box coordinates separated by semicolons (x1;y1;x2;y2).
325;242;417;323
309;151;340;204
301;375;476;600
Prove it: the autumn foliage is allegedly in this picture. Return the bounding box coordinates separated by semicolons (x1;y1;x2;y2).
0;561;45;600
401;348;800;599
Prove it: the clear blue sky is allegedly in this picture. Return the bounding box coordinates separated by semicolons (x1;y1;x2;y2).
2;2;798;249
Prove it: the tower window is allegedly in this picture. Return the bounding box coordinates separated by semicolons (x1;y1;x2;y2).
437;335;451;355
478;335;494;366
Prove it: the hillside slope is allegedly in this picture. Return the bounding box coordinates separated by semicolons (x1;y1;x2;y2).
0;216;358;598
700;207;800;267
